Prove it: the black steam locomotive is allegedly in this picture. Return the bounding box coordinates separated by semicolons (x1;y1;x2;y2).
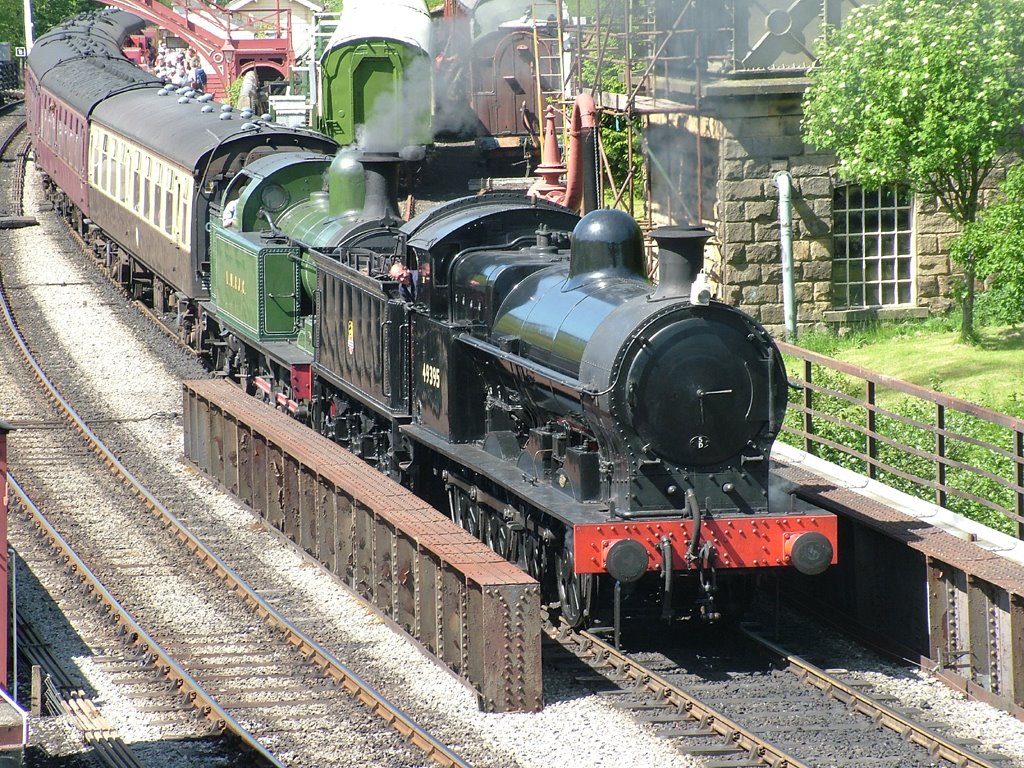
27;9;837;632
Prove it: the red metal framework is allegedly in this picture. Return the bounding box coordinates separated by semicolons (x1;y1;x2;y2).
0;422;10;691
97;0;295;98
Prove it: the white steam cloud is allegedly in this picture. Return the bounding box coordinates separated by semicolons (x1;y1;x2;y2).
354;55;434;153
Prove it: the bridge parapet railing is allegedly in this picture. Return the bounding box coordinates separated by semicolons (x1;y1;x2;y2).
776;341;1024;539
162;1;292;40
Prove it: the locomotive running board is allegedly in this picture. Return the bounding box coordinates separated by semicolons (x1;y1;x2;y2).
402;423;609;526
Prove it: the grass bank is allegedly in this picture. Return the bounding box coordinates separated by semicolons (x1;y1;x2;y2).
790;322;1024;415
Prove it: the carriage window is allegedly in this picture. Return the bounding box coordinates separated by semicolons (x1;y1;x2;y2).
832;183;914;308
164;181;174;236
153;161;162;229
181;206;189;247
119;153;127;203
101;136;110;191
179;181;189;248
142;157;151;219
133;166;141;210
92;131;104;186
108;136;117;198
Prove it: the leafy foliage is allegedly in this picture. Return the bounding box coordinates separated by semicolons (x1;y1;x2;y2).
0;15;21;48
227;75;244;108
952;163;1024;325
801;0;1024;341
578;52;644;208
3;0;102;47
598;112;644;206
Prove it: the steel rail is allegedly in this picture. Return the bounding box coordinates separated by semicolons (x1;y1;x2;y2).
9;103;193;358
0;116;25;158
547;621;812;768
0;244;470;768
8;473;281;767
738;625;1002;768
17;613;148;768
0;107;27;219
57;216;199;358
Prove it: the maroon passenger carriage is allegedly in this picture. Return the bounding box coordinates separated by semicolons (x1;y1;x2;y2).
25;9;336;324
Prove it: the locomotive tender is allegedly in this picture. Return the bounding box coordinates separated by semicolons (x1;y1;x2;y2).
315;0;433;148
27;10;837;630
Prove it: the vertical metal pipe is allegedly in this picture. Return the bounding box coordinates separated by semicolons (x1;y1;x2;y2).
23;0;34;50
1016;429;1023;540
866;381;877;480
624;0;634;215
694;2;703;222
936;404;947;509
803;359;814;455
774;171;797;341
8;547;14;700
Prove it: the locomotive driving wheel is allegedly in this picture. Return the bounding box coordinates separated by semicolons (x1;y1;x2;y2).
451;491;481;539
519;533;543;580
485;513;513;560
556;548;592;628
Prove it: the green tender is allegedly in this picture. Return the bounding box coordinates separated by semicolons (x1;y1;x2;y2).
210;224;302;341
318;38;432;147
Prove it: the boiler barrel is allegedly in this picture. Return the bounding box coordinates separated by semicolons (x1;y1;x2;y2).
492;269;648;378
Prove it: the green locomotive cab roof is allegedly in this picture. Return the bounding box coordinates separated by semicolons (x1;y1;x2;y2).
221;153;333;234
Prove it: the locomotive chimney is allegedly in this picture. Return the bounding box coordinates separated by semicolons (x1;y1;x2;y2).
328;150;365;216
649;226;712;301
356;152;402;224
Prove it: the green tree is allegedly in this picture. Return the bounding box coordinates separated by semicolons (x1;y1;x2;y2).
0;6;24;47
801;0;1024;342
579;47;644;210
952;163;1024;326
2;0;102;47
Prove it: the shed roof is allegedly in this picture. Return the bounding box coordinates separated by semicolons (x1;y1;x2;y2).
225;0;324;13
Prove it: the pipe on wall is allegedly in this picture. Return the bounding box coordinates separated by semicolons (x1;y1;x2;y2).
774;171;797;341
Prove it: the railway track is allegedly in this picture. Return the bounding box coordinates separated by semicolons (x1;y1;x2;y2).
18;539;169;768
1;98;733;768
1;107;469;768
0;267;467;767
547;615;1006;768
0;100;28;218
